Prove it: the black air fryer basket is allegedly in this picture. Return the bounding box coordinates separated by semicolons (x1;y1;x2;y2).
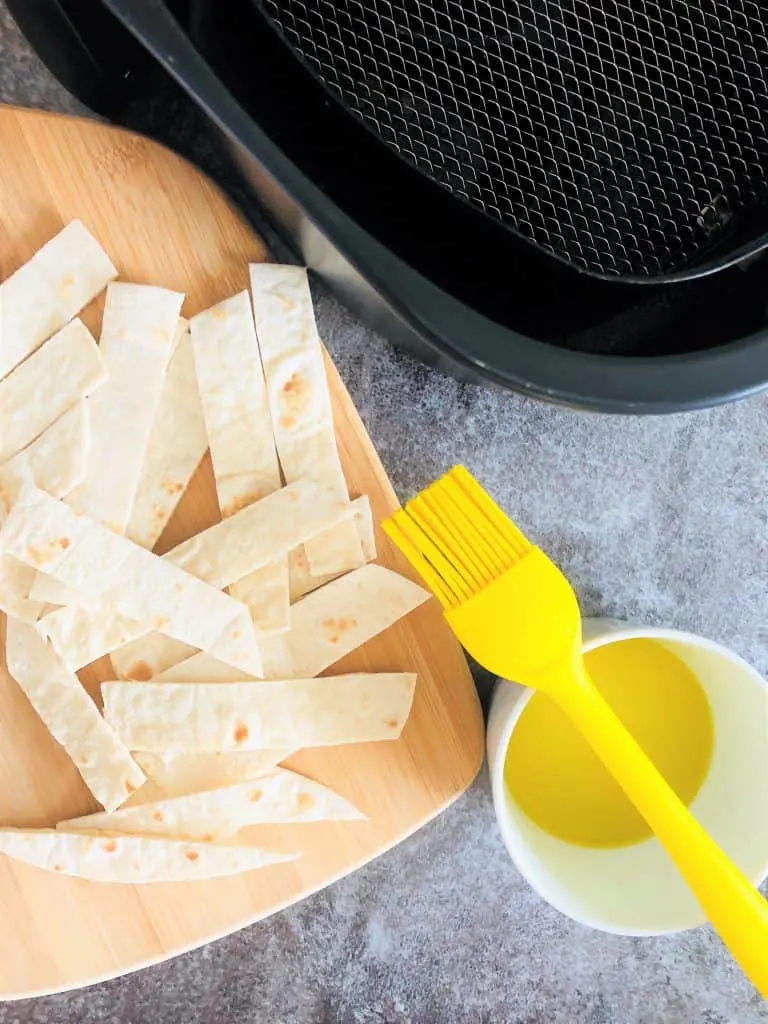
11;0;768;410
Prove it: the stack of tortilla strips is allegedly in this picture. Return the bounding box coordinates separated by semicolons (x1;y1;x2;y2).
0;224;429;885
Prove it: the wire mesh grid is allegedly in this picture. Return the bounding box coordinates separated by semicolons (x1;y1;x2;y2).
257;0;768;276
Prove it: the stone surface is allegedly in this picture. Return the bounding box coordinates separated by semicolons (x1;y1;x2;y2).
0;6;767;1022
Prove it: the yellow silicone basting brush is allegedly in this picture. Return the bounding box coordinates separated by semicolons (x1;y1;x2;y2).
383;465;768;997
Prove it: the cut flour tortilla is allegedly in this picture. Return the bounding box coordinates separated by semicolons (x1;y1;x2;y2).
0;220;116;382
0;319;106;463
66;283;184;534
125;750;292;806
0;402;89;501
1;485;262;675
250;264;363;576
190;291;281;517
154;651;254;683
261;563;430;679
108;478;350;679
4;618;145;811
126;322;208;549
0;829;297;883
288;495;375;601
102;673;417;752
0;558;46;623
191;291;289;637
59;767;365;840
229;558;289;639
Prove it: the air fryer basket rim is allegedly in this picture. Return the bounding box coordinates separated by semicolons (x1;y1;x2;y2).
104;0;768;412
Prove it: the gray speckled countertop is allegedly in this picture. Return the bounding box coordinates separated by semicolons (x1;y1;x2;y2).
1;7;767;1023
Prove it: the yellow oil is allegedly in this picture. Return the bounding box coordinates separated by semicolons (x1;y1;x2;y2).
503;638;715;848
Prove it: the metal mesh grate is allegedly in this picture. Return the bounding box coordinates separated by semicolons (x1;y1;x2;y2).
256;0;768;277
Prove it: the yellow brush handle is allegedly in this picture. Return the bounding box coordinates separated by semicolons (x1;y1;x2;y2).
552;660;768;997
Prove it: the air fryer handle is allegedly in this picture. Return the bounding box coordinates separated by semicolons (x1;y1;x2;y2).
6;0;152;117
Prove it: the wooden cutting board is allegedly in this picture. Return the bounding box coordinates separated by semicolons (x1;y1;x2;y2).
0;106;483;999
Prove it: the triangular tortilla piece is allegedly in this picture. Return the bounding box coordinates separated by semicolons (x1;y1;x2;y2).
125;750;293;805
59;767;365;840
0;319;106;463
1;485;261;675
66;283;184;535
107;478;349;678
0;829;297;883
261;563;430;679
249;264;363;576
288;495;375;601
102;673;417;752
0;220;116;381
126;322;208;549
0;402;89;499
5;618;145;811
0;557;46;623
191;291;289;637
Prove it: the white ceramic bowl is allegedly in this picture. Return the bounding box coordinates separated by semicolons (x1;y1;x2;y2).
487;618;768;935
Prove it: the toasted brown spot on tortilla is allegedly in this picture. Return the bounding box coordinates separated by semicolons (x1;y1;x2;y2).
153;616;169;631
287;490;300;503
53;864;63;872
211;304;228;320
185;851;200;862
27;545;54;567
58;273;75;297
233;721;249;745
222;491;261;518
202;834;214;843
161;479;184;496
280;371;309;417
127;660;154;682
152;810;165;823
102;839;118;853
278;415;296;431
125;779;137;794
250;789;262;803
385;717;399;730
297;792;314;810
322;617;357;644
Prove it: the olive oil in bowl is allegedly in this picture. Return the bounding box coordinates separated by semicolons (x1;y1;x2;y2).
504;638;715;849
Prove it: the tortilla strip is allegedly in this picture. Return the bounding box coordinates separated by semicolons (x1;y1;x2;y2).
66;283;184;534
4;618;145;811
126;322;208;549
28;573;100;610
0;829;297;883
0;402;89;500
0;319;106;463
0;558;46;623
108;478;349;679
250;264;363;576
191;291;289;637
0;220;116;381
229;558;289;639
190;291;281;517
125;750;292;806
261;563;430;679
155;652;252;683
59;767;365;840
102;673;417;752
0;485;262;675
288;495;375;601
